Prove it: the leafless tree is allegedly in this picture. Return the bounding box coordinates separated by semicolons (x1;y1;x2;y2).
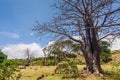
25;48;34;66
32;0;120;74
42;48;47;66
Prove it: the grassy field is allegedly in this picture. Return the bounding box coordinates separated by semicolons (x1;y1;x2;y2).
14;64;120;80
14;53;120;80
16;65;84;80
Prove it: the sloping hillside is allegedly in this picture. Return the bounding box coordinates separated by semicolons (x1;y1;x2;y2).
109;51;120;65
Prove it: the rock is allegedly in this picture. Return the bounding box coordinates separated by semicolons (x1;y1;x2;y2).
36;74;44;80
16;73;22;79
19;66;26;69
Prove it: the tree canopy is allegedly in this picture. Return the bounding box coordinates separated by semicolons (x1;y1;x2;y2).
43;40;81;55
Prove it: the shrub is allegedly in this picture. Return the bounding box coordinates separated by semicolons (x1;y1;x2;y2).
66;54;77;58
100;41;112;63
110;66;120;79
55;59;79;79
0;51;7;63
0;60;19;80
101;52;112;63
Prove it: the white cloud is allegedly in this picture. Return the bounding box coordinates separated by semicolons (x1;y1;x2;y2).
47;41;55;46
73;36;81;40
47;37;120;51
0;32;20;39
73;36;120;51
1;43;44;59
110;37;120;51
102;36;120;51
3;38;118;59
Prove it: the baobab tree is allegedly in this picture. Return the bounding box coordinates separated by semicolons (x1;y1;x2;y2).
32;0;120;74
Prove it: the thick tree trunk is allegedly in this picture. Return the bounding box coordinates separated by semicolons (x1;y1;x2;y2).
81;16;103;74
92;50;103;74
82;49;103;74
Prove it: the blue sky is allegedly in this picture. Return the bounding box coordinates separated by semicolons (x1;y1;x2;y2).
0;0;53;48
0;0;120;59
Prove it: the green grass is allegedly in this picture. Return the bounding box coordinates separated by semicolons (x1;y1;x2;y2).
13;64;120;80
16;65;83;80
18;66;56;80
13;53;120;80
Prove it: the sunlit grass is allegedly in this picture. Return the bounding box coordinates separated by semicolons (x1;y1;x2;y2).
12;64;120;80
14;53;120;80
19;66;55;80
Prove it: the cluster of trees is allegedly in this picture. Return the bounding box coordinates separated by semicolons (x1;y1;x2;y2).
43;40;111;64
10;39;106;66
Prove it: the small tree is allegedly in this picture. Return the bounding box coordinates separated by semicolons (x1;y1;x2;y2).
0;60;19;80
0;51;19;80
43;40;80;65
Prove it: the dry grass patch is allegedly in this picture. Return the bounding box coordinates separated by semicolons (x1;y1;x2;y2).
18;66;55;80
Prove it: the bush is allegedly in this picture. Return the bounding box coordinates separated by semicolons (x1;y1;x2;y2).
100;41;112;63
101;52;112;63
12;59;28;66
0;60;19;80
110;66;120;79
66;54;77;58
55;59;79;79
0;51;7;63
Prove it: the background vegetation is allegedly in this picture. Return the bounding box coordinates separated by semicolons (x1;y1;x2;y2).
0;42;120;80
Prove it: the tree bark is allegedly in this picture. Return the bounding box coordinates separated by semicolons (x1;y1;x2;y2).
82;47;103;74
81;16;103;74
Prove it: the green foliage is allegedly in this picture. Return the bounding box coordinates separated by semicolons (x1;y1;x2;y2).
110;66;120;79
42;39;81;66
66;54;77;58
100;41;112;63
42;54;77;66
111;50;120;54
32;58;43;65
72;44;81;54
12;59;28;66
0;51;7;63
0;60;19;80
101;53;112;63
55;59;79;79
